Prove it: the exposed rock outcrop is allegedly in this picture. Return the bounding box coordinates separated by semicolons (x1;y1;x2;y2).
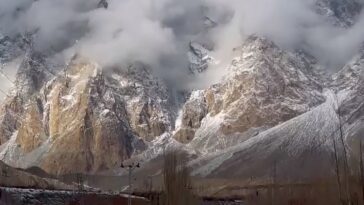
184;36;325;153
0;57;173;175
174;90;208;143
316;0;363;26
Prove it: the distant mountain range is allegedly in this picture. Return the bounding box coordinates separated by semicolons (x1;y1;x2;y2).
0;0;363;186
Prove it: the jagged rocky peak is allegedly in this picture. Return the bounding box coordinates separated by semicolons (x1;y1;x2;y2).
332;44;364;91
0;36;37;144
175;36;326;151
190;45;364;179
330;45;364;127
0;94;23;144
0;56;174;175
0;34;28;63
103;62;173;142
188;42;213;74
97;0;108;9
316;0;363;26
174;90;208;143
14;51;53;98
187;13;217;75
0;32;56;101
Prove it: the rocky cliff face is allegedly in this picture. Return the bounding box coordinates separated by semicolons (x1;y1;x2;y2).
174;90;208;143
0;54;173;175
188;44;364;179
331;45;364;149
175;36;325;152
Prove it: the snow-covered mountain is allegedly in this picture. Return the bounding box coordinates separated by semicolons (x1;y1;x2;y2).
189;43;364;180
0;0;363;183
178;36;325;153
0;47;174;174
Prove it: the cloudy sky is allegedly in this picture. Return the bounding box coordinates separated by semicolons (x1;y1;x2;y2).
1;0;364;91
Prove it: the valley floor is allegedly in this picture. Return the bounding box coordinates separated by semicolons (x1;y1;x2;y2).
0;186;247;205
0;187;149;205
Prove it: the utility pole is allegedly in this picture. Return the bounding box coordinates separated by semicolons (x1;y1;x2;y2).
1;166;9;205
121;162;140;205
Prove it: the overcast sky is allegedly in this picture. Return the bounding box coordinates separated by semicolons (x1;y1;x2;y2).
1;0;364;91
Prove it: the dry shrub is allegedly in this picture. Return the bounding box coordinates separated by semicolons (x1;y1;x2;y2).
243;177;364;205
162;150;200;205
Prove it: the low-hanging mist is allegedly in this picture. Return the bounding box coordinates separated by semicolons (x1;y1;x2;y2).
1;0;364;90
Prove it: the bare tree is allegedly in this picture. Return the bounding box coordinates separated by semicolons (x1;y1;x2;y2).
76;173;84;192
162;150;198;205
333;137;344;204
360;139;364;203
335;94;351;204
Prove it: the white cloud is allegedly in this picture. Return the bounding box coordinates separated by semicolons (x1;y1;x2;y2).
1;0;364;90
